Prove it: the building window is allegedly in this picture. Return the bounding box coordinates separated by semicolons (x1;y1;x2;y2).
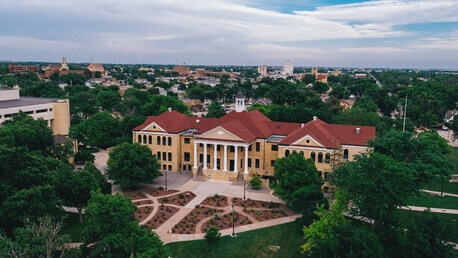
271;144;278;151
323;186;329;193
344;149;349;160
168;165;172;171
300;151;304;156
318;152;323;163
248;145;252;151
217;145;221;151
157;136;161;145
199;143;203;147
143;135;147;144
292;150;297;154
311;152;316;162
255;159;260;168
230;146;235;152
162;164;166;170
184;152;190;162
183;165;187;170
285;150;290;157
184;138;190;144
168;137;172;146
148;135;152;144
325;153;330;163
256;142;260;152
162;136;166;145
199;154;203;163
318;171;322;178
163;152;167;160
138;135;142;143
207;155;210;163
157;152;161;160
248;158;252;167
168;152;172;161
324;172;329;182
271;160;275;166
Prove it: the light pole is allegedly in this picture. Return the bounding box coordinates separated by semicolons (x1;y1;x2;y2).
231;204;236;237
165;171;168;191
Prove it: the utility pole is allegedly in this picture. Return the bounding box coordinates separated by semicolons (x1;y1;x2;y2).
402;95;408;132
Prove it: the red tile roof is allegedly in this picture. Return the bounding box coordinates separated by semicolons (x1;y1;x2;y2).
134;110;375;147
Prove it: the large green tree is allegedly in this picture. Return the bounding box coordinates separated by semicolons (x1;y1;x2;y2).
106;143;161;190
206;100;226;118
82;191;169;257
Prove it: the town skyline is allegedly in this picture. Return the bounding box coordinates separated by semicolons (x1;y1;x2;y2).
1;0;457;69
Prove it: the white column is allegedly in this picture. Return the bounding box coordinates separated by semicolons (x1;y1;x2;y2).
203;143;208;169
193;142;198;168
213;144;218;170
234;146;238;172
244;146;249;174
223;144;228;171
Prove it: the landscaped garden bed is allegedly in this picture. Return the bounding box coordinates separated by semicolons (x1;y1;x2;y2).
133;199;154;206
200;194;229;207
201;211;252;232
158;191;196;206
173;206;224;234
144;205;180;229
147;187;179;197
134;205;154;222
245;209;288;222
123;190;148;201
232;197;283;209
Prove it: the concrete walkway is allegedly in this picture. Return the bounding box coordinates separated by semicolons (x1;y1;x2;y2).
401;206;458;214
421;189;458;198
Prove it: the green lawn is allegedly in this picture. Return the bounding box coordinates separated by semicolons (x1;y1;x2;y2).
406;192;458;209
421;177;458;195
60;212;87;242
447;147;458;175
166;221;304;258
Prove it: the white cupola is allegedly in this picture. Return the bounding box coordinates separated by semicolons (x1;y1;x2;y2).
235;91;245;112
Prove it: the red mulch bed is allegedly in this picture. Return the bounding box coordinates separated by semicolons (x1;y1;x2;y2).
133;199;154;206
134;206;154;222
147;188;179;197
200;194;229;208
245;209;289;221
123;191;148;201
158;191;196;206
232;197;284;209
173;206;224;234
201;211;252;233
144;205;180;229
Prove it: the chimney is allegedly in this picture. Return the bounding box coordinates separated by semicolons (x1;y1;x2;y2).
168;107;172;112
313;116;317;121
356;128;360;134
301;123;304;128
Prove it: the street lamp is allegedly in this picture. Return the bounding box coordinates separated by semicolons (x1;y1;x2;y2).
231;204;236;237
165;171;168;191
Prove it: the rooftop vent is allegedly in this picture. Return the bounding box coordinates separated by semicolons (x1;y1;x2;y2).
313;116;317;121
301;123;304;128
356;128;360;134
196;119;200;124
168;107;172;112
57;100;65;103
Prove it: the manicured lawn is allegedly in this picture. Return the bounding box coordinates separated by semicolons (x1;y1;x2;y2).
421;177;458;195
166;221;304;258
60;212;87;242
447;147;458;174
395;210;458;243
406;192;458;209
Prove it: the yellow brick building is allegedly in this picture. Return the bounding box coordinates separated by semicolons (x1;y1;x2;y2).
133;93;375;191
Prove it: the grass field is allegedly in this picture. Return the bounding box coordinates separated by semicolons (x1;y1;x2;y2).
406;192;458;209
166;221;304;258
60;212;87;242
421;177;458;195
447;147;458;175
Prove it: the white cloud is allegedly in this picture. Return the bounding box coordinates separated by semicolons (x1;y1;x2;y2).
0;35;79;50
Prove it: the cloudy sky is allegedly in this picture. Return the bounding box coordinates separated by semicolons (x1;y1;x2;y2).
1;0;457;68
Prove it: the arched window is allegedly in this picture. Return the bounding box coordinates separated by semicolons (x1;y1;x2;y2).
300;151;304;156
143;135;147;144
311;152;316;162
285;150;290;157
318;152;323;163
168;137;172;146
162;136;166;145
292;150;297;154
157;136;161;145
148;135;152;144
325;153;330;163
344;149;349;160
138;135;142;143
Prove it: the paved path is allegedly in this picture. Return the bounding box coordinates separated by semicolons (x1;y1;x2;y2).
93;148;109;173
421;189;458;198
401;206;458;214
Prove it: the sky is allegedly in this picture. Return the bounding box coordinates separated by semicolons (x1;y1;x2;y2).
0;0;457;69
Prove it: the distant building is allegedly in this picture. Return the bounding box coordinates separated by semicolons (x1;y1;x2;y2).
87;63;107;77
138;67;155;72
354;73;367;79
235;91;246;113
311;67;318;76
8;64;39;73
0;88;70;135
339;99;355;110
43;57;85;78
257;65;267;76
316;74;328;83
283;60;293;75
172;65;190;76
